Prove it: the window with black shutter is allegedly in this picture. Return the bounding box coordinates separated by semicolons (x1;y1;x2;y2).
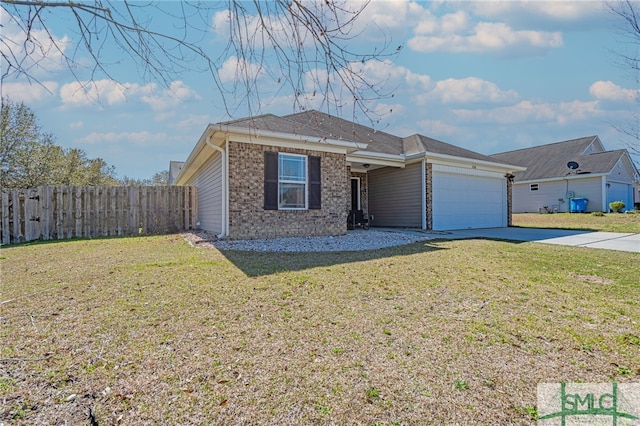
264;151;279;210
263;152;321;210
308;156;321;209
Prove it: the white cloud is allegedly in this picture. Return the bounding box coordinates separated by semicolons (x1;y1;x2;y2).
414;10;470;35
329;60;516;108
175;114;214;130
60;79;154;107
417;119;458;136
0;12;72;78
409;21;562;54
372;102;406;118
589;81;638;102
1;81;58;103
452;100;601;125
59;79;199;114
218;56;265;85
360;0;428;29
141;80;201;112
421;77;518;104
69;121;84;129
468;1;605;26
353;0;432;38
75;131;167;147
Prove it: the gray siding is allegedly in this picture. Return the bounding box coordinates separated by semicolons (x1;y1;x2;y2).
512;180;568;213
569;177;604;212
512;176;604;213
368;162;422;227
186;152;223;234
609;158;633;182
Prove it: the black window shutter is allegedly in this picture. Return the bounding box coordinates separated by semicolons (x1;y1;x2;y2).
264;151;278;210
308;156;321;209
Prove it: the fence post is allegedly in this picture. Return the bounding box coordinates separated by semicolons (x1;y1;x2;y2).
56;186;64;239
24;188;41;241
74;186;83;238
12;190;23;243
40;186;52;240
1;191;10;245
129;186;139;236
191;186;198;229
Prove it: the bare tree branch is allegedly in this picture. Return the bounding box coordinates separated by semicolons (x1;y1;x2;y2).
1;0;397;122
607;0;640;159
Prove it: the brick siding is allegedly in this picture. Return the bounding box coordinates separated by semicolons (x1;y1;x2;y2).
227;141;348;239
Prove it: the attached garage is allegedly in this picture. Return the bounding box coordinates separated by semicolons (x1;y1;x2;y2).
607;182;633;211
432;165;507;230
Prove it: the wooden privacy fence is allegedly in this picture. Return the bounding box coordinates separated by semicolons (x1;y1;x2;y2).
1;186;197;244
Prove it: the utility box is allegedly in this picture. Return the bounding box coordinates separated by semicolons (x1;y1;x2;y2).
570;198;588;213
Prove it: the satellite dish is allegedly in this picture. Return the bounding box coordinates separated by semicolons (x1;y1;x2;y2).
567;161;579;170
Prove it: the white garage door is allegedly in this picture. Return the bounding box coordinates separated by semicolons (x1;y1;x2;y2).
433;167;506;230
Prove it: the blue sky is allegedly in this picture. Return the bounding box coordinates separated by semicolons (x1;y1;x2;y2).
2;1;638;180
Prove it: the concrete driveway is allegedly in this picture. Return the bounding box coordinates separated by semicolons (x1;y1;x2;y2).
443;227;640;253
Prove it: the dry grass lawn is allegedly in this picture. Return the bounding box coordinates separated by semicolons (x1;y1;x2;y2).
1;224;639;424
513;212;640;233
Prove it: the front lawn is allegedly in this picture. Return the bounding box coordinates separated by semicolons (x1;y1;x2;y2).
513;212;640;233
1;235;638;424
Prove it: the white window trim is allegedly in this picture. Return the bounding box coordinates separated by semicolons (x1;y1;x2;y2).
278;153;308;210
530;183;539;192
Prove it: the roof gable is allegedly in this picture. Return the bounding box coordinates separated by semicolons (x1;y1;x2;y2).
489;136;619;181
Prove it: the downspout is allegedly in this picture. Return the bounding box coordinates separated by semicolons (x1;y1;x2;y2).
206;133;227;238
564;176;569;213
421;159;427;230
601;175;607;213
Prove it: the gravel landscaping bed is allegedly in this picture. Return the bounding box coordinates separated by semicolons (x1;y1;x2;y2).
181;229;436;252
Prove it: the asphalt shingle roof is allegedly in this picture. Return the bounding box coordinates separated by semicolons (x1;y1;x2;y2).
218;110;511;164
490;136;626;181
403;134;501;162
284;111;404;155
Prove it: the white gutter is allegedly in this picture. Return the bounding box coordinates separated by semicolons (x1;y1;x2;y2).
516;173;608;185
347;150;406;168
351;149;526;173
406;151;526;173
212;123;366;152
205;132;227;239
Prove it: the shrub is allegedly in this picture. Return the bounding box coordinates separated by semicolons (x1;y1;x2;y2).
609;201;626;213
591;211;605;217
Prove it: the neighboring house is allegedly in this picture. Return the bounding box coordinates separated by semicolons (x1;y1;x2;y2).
168;161;185;186
171;111;524;239
491;136;639;213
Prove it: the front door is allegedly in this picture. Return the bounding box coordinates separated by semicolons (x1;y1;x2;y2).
351;178;360;211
